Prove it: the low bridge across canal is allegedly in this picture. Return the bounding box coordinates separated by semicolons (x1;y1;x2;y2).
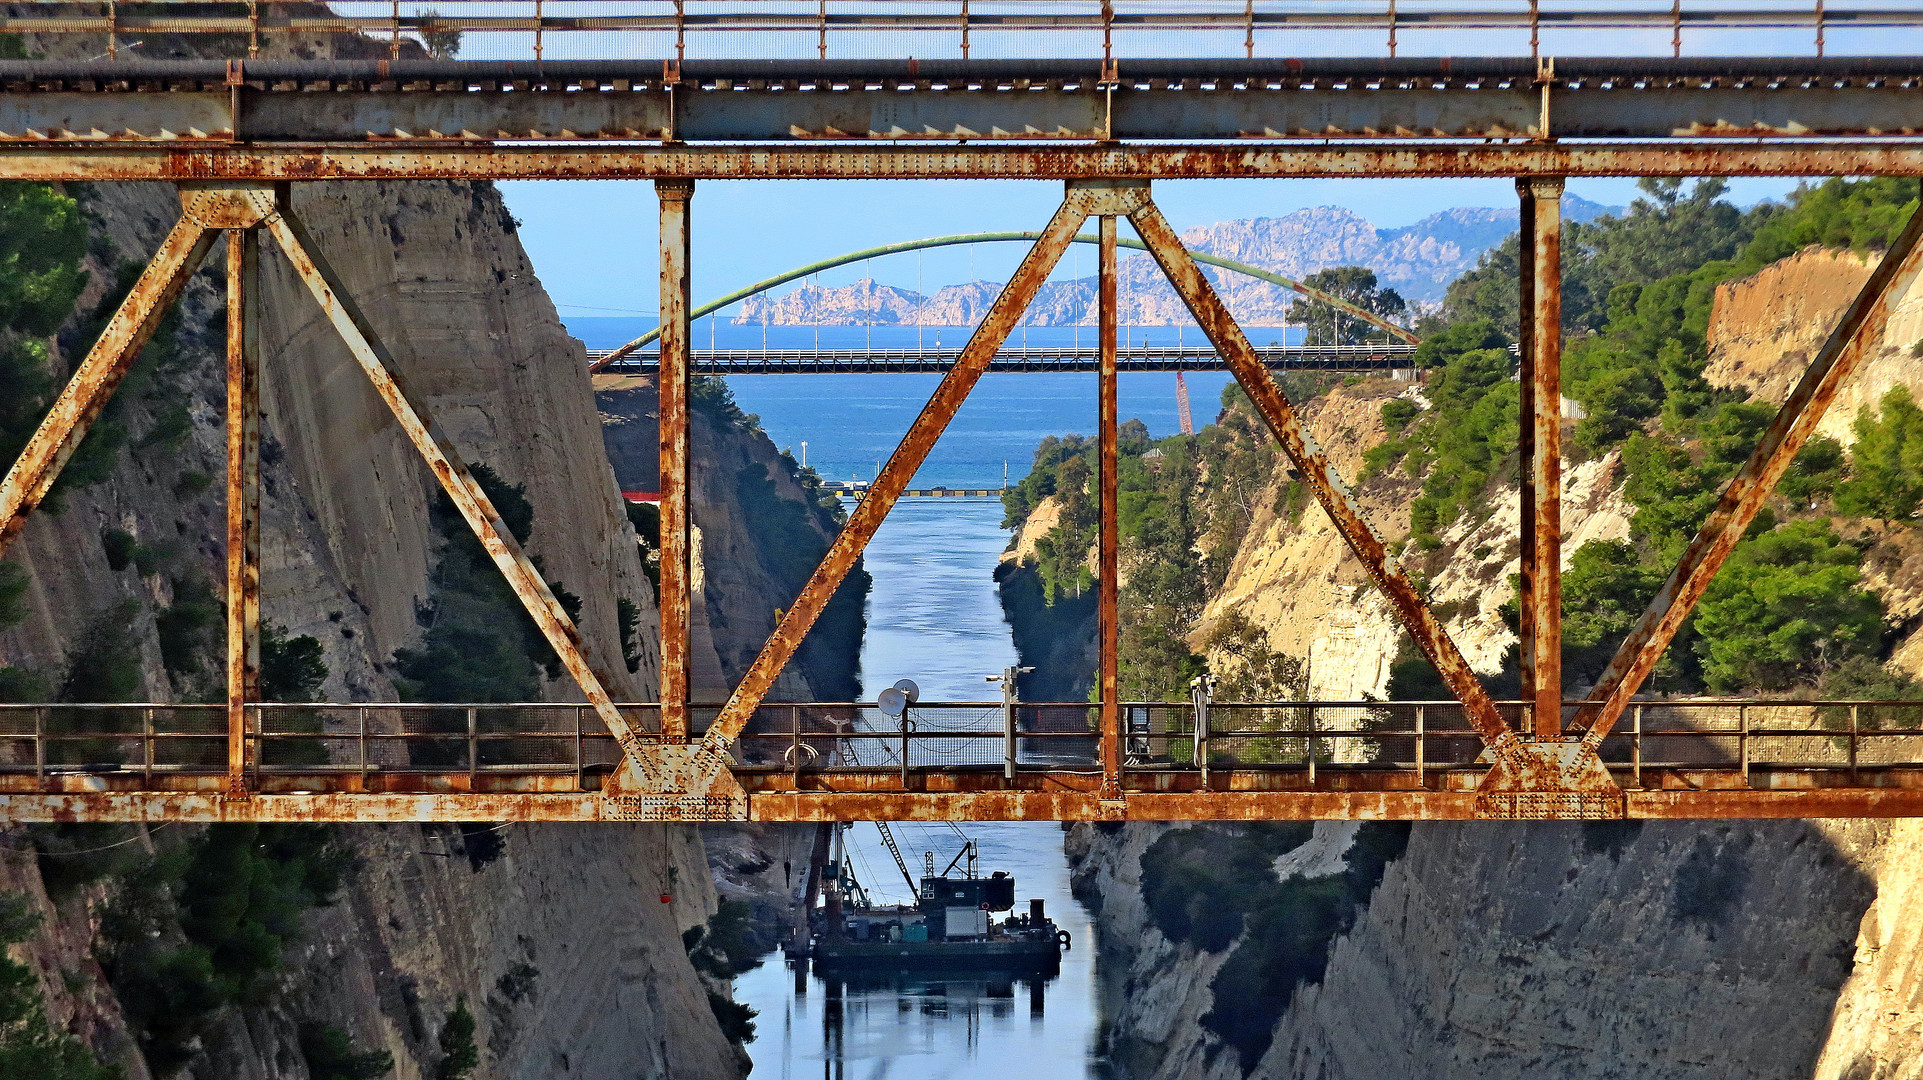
588;343;1419;375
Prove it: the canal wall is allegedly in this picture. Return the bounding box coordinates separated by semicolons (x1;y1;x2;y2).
0;130;742;1080
1012;242;1923;1079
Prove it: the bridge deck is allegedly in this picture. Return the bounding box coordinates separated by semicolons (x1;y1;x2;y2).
2;700;1917;821
589;344;1417;375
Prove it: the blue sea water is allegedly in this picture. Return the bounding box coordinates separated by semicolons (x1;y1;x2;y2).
567;316;1301;488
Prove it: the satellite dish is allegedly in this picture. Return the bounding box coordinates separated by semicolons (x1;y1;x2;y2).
892;679;921;705
877;687;908;717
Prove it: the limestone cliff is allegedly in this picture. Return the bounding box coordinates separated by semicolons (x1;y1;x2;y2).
0;172;741;1079
1035;239;1923;1080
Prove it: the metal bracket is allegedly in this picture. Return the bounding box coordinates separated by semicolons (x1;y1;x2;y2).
179;183;277;231
1065;178;1150;217
1473;738;1624;819
600;743;749;821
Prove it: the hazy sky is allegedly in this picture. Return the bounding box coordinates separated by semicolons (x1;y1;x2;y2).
500;176;1807;318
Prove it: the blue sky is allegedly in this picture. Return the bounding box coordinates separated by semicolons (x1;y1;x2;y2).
500;176;1807;318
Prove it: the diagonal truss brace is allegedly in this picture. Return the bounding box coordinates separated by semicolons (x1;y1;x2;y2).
698;183;1121;758
259;199;682;782
1127;200;1517;753
1574;190;1923;752
1;184;712;811
0;200;223;555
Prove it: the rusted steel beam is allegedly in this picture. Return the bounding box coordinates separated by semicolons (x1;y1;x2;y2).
0;211;216;554
1128;199;1513;750
260;199;645;760
224;229;261;801
1517;176;1565;740
657;179;693;742
10;143;1923;183
699;189;1097;754
1575;190;1923;750
6;785;1923;823
1098;214;1122;803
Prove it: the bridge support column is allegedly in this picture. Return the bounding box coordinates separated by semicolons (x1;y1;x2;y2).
224;228;263;800
1575;184;1923;751
657;178;694;742
1516;177;1564;741
1098;213;1122;803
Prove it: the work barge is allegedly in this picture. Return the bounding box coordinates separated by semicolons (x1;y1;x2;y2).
4;3;1923;823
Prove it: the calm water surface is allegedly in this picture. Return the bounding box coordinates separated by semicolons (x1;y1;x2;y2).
729;498;1105;1079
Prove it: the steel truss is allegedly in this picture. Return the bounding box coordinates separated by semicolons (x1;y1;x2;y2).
1;148;1921;821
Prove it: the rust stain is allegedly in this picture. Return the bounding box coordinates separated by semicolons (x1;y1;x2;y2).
1516;176;1565;739
656;178;693;742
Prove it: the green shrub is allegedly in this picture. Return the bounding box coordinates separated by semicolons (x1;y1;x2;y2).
261;623;328;702
393;463;545;703
685;899;763;979
171;470;212;499
110;826;351;1066
156;575;221;681
706;990;757;1045
298;1023;392;1080
435;998;479;1080
1836;384;1923;523
0;893;121;1080
1692;521;1882;692
99;529;136;572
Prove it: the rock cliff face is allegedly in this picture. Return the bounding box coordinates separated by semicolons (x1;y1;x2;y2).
1033;240;1923;1080
0;174;742;1078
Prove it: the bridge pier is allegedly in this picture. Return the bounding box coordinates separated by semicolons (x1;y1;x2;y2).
657;178;695;743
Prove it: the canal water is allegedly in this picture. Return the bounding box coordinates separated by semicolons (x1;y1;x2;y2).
560;318;1295;1078
728;497;1105;1080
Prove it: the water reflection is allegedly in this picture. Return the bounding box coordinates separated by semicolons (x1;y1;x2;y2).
733;501;1101;1079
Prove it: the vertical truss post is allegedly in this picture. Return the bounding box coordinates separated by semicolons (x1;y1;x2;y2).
657;179;694;742
1126;199;1513;750
224;229;262;801
700;187;1103;754
1517;176;1565;740
0;214;219;555
1098;214;1122;802
261;196;645;762
1576;191;1923;750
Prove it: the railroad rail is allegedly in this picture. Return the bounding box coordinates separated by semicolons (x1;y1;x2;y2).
588;343;1417;375
0;700;1917;822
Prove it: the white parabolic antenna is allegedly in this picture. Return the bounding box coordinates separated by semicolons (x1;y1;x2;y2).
877;687;909;717
892;679;921;704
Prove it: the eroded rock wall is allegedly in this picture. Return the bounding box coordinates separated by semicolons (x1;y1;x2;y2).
0;173;740;1079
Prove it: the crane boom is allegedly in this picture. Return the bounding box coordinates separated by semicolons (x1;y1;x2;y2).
873;822;920;897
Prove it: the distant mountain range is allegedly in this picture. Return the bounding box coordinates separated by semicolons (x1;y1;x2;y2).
734;195;1616;328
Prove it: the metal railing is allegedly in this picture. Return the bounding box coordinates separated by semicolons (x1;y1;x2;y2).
588;343;1418;375
2;699;1919;792
10;1;1923;63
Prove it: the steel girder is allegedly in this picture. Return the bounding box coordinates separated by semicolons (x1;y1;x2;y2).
9;143;1923;182
7;58;1923;144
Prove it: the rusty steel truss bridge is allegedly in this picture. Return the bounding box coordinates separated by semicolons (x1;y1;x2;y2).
6;8;1923;822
